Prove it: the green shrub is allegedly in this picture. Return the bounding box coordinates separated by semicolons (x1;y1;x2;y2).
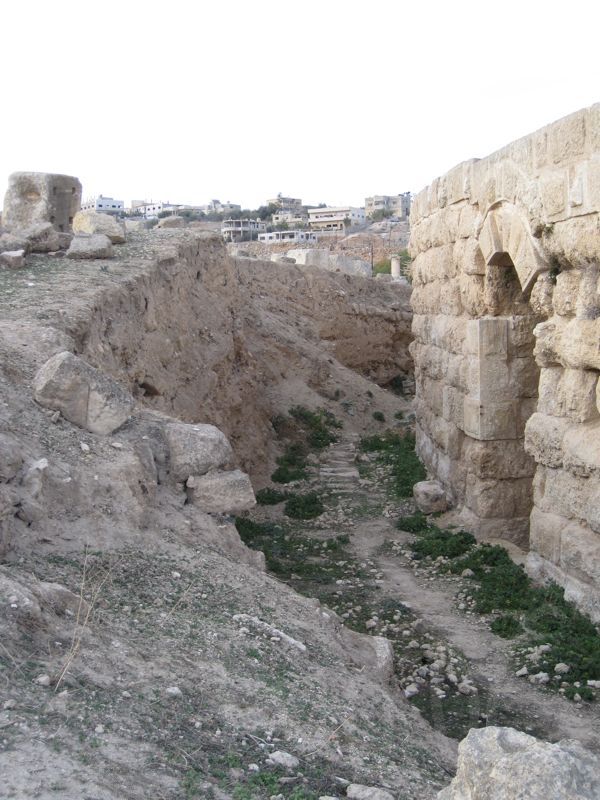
284;492;324;520
396;511;432;534
372;411;385;423
411;528;476;560
490;614;523;638
271;443;308;483
394;410;405;420
256;487;289;505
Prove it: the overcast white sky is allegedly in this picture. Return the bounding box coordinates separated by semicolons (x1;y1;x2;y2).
1;0;598;209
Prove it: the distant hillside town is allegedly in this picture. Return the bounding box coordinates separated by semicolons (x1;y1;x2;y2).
79;190;412;245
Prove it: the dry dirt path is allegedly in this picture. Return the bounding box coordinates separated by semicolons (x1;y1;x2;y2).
308;431;600;751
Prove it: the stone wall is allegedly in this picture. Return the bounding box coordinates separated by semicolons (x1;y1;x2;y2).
409;104;600;619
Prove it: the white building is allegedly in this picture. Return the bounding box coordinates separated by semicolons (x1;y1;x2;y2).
257;230;317;244
365;193;411;219
81;195;124;215
221;218;267;242
307;206;366;232
135;201;178;219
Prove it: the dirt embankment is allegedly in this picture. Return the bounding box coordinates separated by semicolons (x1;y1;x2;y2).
0;230;460;800
70;231;413;482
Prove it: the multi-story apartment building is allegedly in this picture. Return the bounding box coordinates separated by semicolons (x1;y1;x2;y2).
221;218;267;242
365;193;411;219
307;206;366;232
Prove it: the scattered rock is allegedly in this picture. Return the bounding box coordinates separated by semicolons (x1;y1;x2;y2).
33;351;134;435
186;469;256;514
0;249;25;269
404;682;419;698
165;686;182;698
554;663;570;674
461;568;475;578
66;233;113;259
346;784;395;800
72;210;126;243
438;726;600;799
267;751;299;770
515;666;529;677
35;674;51;686
529;672;550;685
413;480;448;514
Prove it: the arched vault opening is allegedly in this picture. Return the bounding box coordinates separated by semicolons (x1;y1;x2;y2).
462;204;549;545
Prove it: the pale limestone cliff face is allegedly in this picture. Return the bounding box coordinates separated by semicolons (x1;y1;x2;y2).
409;104;600;619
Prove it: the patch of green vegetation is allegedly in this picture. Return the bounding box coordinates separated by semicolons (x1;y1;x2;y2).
234;519;361;593
289;405;342;449
411;528;476;560
372;411;385;423
396;511;432;534
394;410;404;420
271;443;308;484
490;614;523;638
359;432;426;498
407;527;600;698
255;487;290;505
284;492;324;520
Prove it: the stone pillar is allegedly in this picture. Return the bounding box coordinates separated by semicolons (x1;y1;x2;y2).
391;255;401;278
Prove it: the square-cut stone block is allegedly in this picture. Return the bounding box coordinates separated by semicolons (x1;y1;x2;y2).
463;397;518;440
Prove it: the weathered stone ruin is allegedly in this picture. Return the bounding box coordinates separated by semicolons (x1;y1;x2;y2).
2;171;81;232
409;103;600;620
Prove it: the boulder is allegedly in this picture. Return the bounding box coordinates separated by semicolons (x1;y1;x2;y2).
0;250;25;269
0;232;29;254
72;210;126;244
346;786;395;800
16;221;60;253
437;726;600;799
66;233;113;260
165;423;233;481
413;480;448;513
157;215;185;229
186;469;256;514
33;351;134;435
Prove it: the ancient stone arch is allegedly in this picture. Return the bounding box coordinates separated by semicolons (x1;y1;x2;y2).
409;104;600;620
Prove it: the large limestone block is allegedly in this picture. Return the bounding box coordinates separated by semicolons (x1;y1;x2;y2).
465;439;536;480
2;172;81;232
538;367;599;423
15;221;60;253
73;210;126;243
165;422;233;481
33;351;134;435
524;412;570;467
186;469;255;514
0;249;25;269
437;726;600;800
559;318;600;370
67;233;113;259
413;480;448;513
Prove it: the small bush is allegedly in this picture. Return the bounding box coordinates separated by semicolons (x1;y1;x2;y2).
256;487;289;505
271;443;309;483
396;511;432;534
411;528;476;560
284;492;324;520
271;465;306;484
372;411;385;423
490;614;523;638
394;410;404;420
